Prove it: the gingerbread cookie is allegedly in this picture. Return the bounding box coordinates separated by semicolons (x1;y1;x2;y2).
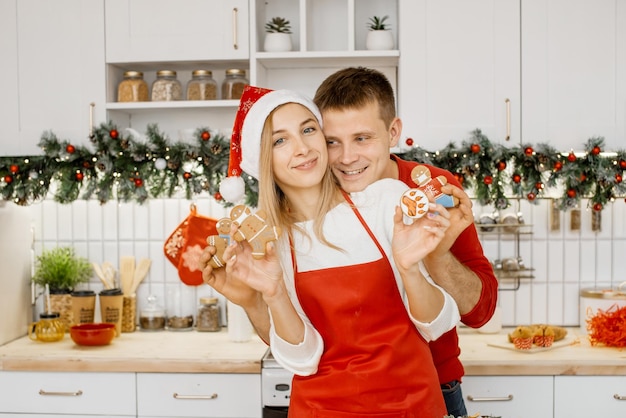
400;189;429;219
206;235;229;268
411;165;459;208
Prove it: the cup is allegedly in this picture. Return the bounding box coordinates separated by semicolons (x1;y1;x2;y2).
28;312;65;342
71;290;96;325
99;288;124;337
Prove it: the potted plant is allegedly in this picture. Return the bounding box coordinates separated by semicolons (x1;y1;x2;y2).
264;17;293;52
32;247;93;330
366;15;394;50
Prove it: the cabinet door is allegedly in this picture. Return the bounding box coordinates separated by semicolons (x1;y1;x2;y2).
555;376;626;416
0;0;20;155
0;0;106;157
105;0;249;63
462;376;553;418
398;0;521;149
522;0;626;151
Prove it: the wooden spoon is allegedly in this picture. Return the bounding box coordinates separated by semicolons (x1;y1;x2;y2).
129;258;151;296
119;256;135;295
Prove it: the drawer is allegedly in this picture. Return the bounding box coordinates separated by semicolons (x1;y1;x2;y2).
555;376;626;416
137;373;261;418
0;371;136;415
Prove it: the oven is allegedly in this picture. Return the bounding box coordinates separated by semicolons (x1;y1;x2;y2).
261;348;293;417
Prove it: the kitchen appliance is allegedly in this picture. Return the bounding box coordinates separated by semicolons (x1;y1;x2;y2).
261;348;293;417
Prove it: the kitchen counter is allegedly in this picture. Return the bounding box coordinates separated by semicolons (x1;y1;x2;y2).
1;327;624;375
0;329;268;373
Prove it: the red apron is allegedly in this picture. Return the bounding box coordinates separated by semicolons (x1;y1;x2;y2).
288;194;446;418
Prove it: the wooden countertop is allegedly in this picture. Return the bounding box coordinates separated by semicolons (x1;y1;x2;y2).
0;329;268;373
1;327;625;375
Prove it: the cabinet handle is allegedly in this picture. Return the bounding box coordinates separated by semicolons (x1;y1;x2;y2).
505;98;511;141
232;7;238;50
467;394;513;402
173;393;218;400
39;389;83;397
89;102;95;139
614;394;626;400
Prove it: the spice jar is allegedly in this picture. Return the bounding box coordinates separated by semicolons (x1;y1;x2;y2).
221;69;248;100
139;295;165;331
151;70;182;101
196;297;221;332
186;70;218;100
117;71;149;102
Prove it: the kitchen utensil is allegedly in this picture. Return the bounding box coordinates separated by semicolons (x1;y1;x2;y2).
101;262;117;289
70;323;115;346
129;258;151;295
92;263;111;289
119;256;135;295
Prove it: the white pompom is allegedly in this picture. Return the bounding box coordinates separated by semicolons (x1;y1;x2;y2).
219;176;246;203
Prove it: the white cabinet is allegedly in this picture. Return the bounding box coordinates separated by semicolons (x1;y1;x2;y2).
0;0;106;156
136;373;261;417
462;376;553;418
0;371;136;416
554;376;626;417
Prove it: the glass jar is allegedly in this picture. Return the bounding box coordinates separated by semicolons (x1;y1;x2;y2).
186;70;218;100
221;69;248;100
151;70;182;101
117;71;149;102
139;295;166;331
28;312;65;342
196;297;221;332
166;285;194;331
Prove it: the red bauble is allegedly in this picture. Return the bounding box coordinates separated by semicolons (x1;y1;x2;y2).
9;164;19;174
616;174;623;183
567;189;576;198
66;144;75;154
470;143;480;153
75;172;84;181
527;192;536;201
593;202;603;211
512;174;522;183
620;159;626;169
454;173;464;184
183;172;192;180
535;182;543;190
214;192;222;201
580;173;587;182
497;161;507;171
201;131;211;141
483;175;493;185
567;152;576;162
134;178;143;187
82;161;91;168
3;175;13;184
110;129;119;139
553;161;563;171
591;146;601;156
405;137;414;146
524;147;534;156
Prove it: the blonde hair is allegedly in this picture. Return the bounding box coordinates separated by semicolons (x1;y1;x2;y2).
257;105;342;250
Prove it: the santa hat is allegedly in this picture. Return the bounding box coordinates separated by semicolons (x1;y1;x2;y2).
219;85;323;203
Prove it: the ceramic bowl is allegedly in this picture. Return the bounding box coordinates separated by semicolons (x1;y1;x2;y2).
70;323;115;346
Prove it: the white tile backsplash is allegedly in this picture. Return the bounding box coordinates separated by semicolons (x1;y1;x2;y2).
24;195;626;328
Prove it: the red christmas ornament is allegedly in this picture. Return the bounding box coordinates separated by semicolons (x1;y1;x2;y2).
3;175;13;184
75;172;84;181
496;161;507;171
527;192;536;201
134;178;143;187
580;173;587;182
470;143;481;154
82;161;91;168
201;131;211;141
110;129;119;139
616;174;623;183
9;164;19;174
454;173;464;185
553;161;563;171
591;146;601;156
524;147;534;156
620;159;626;169
567;189;577;198
512;173;522;183
183;172;192;180
214;192;222;201
66;144;75;154
593;202;603;211
405;137;414;147
483;175;493;185
567;152;576;162
535;182;543;190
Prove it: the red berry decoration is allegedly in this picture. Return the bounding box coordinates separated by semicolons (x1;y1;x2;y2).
454;173;464;185
470;143;481;154
9;164;19;174
580;173;587;182
75;172;84;181
620;160;626;169
110;129;119;139
524;147;534;156
593;202;603;211
183;172;192;180
527;192;536;201
405;137;414;147
553;161;563;171
214;192;222;201
497;161;507;171
616;174;623;183
567;152;576;162
66;144;75;154
134;178;143;187
567;189;577;198
512;173;522;183
591;146;601;156
535;182;543;190
201;131;211;141
483;175;493;185
3;175;13;184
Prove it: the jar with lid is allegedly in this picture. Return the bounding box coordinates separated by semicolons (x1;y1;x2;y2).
221;69;248;100
151;70;182;101
186;70;218;100
166;285;194;331
196;297;221;332
139;295;165;331
117;71;149;102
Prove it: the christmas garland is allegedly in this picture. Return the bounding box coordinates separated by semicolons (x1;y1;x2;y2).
1;124;625;212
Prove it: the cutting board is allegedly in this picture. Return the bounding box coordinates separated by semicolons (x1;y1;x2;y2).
487;334;575;354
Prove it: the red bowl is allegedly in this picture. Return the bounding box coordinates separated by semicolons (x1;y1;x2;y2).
70;323;116;346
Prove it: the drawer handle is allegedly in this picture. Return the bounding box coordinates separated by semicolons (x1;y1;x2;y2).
39;389;83;397
467;394;513;402
173;393;218;400
615;394;626;400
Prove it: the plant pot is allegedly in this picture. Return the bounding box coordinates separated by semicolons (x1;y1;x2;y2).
264;33;292;52
366;30;394;50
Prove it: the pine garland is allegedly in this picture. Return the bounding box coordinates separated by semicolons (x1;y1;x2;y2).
1;124;624;213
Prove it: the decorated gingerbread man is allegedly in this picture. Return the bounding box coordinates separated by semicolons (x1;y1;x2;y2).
411;165;459;208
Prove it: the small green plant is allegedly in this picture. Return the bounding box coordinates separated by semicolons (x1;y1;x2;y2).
32;247;92;291
265;17;292;34
367;15;390;31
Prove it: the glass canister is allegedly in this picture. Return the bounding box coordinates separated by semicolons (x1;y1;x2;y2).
196;297;221;332
166;285;194;331
151;70;183;101
28;312;65;342
139;295;166;331
117;71;149;102
186;70;218;100
221;69;248;100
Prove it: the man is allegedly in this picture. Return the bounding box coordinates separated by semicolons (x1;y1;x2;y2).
200;67;497;416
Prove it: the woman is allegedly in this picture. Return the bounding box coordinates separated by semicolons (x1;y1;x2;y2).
209;86;459;417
